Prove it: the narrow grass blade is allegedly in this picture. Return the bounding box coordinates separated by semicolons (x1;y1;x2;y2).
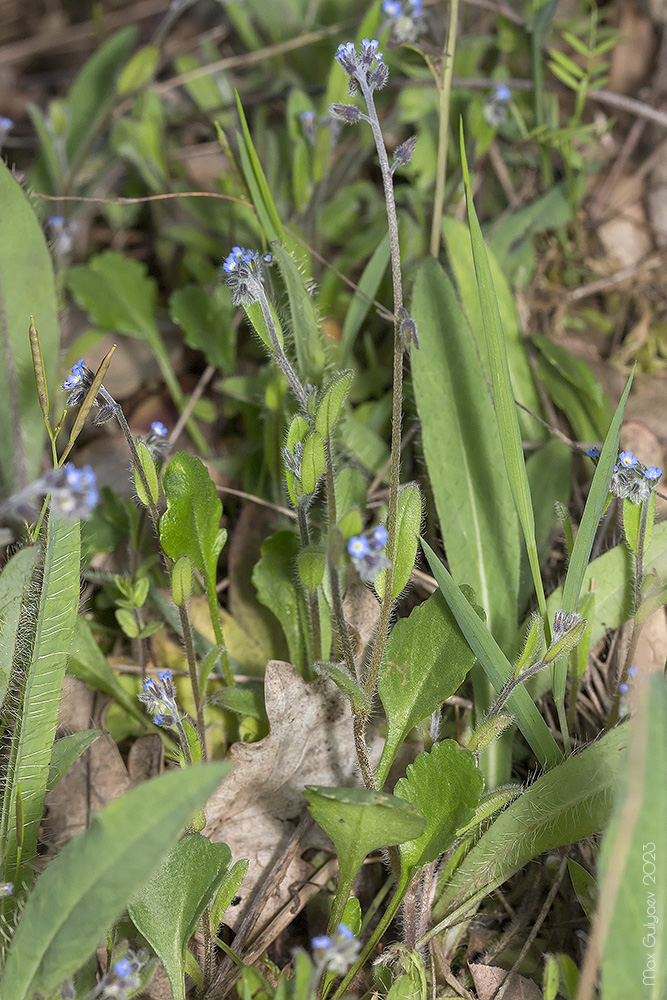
422;540;561;769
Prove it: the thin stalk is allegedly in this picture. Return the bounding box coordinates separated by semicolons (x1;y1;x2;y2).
429;0;459;258
358;81;405;705
178;603;208;760
297;504;322;666
255;285;310;412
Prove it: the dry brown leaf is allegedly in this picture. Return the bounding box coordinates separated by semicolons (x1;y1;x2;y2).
468;963;542;1000
204;660;373;933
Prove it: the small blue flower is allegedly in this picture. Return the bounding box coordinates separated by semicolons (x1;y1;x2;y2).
0;116;13;133
383;0;403;14
409;0;423;14
46;463;98;520
337;923;354;939
618;450;638;469
586;447;600;459
348;535;371;558
312;924;361;975
153;715;165;726
619;683;629;694
494;83;512;102
645;466;662;480
113;958;133;979
0;882;13;897
370;525;388;550
312;935;333;950
359;38;382;69
299;109;315;125
628;666;639;677
48;215;65;228
335;42;357;75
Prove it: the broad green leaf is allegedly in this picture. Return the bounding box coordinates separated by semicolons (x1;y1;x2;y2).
0;763;231;1000
0;162;59;496
116;45;159;96
66;252;207;450
422;539;561;769
271;243;325;380
432;725;628;927
47;731;101;792
394;741;483;872
68;616;149;727
375;483;422;601
376;591;477;786
0;517;81;896
339;233;391;364
599;675;666;1000
410;259;519;652
0;545;39;704
65;27;138;168
169;284;235;374
160;451;227;600
486;184;571;287
243;297;285;353
252;530;309;670
304;785;426;927
129;834;233;1000
442;217;545;441
460;131;546;622
315;370;354;438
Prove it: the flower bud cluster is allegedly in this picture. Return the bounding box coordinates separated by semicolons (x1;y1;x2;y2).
602;450;662;505
382;0;426;42
0;463;99;524
221;246;269;306
47;215;77;259
138;670;180;728
62;358;115;424
312;923;361;976
334;39;388;97
144;421;170;460
80;947;151;1000
348;525;390;584
484;84;512;126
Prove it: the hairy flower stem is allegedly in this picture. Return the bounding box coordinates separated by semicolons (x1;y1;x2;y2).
255;285;310;412
98;386;161;531
358;82;404;709
178;603;208;760
297;505;322;667
429;0;459;257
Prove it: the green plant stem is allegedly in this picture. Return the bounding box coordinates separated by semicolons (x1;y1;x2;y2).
256;284;310;412
358;82;405;706
330;871;412;1000
429;0;459;258
178;603;208;760
297;505;322;666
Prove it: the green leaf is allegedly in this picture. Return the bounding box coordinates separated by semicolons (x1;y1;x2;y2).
300;432;325;495
232;94;283;242
394;741;483;872
209;857;250;934
0;517;80;895
169;284;235;374
567;859;596;919
133;441;159;507
47;731;101;792
0;545;39;705
0;763;231;1000
0;162;59;496
315;370;354;438
171;555;193;607
376;591;477;786
410;259;519;652
533;334;613;440
486;185;571;287
340;234;390;364
304;785;426;927
160;451;227;600
460;130;546;622
271;244;325;380
375;483;422;601
129;834;233;1000
422;539;561;769
442;217;545;441
599;675;666;1000
68;616;149;727
432;725;628;927
116;45;159;95
252;531;309;670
